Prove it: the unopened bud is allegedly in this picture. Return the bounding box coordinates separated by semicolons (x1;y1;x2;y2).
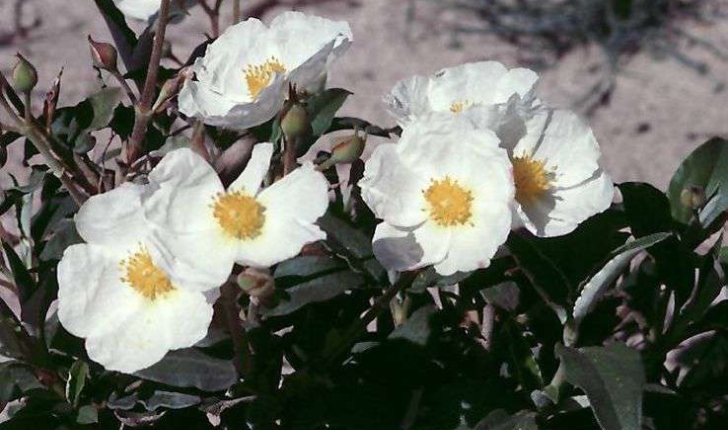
316;130;367;171
237;268;275;299
88;36;118;71
680;185;706;210
280;102;311;141
12;54;38;93
152;69;190;113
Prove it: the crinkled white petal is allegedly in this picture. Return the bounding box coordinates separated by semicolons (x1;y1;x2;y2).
235;163;329;267
144;148;233;290
57;244;143;339
516;169;615;237
359;143;429;228
433;202;512;276
113;0;160;21
193;17;269;97
514;109;601;188
384;61;538;125
372;221;451;273
396;113;504;176
383;75;432;127
75;182;150;252
269;11;353;72
178;74;286;131
85;288;213;373
229;143;274;195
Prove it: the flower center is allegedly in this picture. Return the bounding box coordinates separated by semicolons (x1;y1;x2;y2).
244;57;286;99
120;245;174;300
512;156;553;204
212;191;266;240
449;100;473;114
423;176;474;227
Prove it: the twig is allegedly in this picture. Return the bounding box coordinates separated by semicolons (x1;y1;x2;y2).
233;0;242;24
127;0;172;166
110;70;138;104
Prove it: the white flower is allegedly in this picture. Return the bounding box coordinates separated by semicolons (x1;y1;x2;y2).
57;183;216;373
179;12;352;130
498;106;615;237
113;0;161;21
360;114;514;276
143;144;330;275
383;61;539;127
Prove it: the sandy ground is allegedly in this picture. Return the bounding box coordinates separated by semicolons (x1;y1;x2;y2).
1;0;728;191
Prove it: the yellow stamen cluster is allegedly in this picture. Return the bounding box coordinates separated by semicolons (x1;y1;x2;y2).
212;191;266;240
512;155;553;204
244;57;286;99
120;245;174;300
449;100;473;114
423;176;474;227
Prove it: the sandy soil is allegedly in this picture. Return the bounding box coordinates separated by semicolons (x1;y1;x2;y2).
1;0;728;190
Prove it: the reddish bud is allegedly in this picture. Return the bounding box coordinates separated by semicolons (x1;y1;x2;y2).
88;36;118;71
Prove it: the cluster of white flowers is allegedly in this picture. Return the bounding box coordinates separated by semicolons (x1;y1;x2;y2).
365;61;614;275
59;10;613;373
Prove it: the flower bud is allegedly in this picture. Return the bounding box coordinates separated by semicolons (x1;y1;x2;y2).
152;69;190;113
280;102;311;142
12;54;38;94
237;268;275;299
680;185;706;210
88;36;119;72
316;130;367;171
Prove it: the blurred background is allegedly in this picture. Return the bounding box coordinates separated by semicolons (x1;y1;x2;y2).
1;0;728;189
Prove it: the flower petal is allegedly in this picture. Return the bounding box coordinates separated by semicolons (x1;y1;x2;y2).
235;163;329;267
269;11;352;71
228;142;274;195
178;75;286;130
113;0;160;21
359;143;429;228
75;182;149;252
85;289;213;373
433;202;512;276
372;221;450;272
514;109;601;188
144;148;233;290
428;61;538;112
517;169;614;237
383;75;431;127
57;244;143;339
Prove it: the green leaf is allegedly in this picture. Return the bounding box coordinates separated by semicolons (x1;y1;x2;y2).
135;348;238;392
274;256;345;279
467;410;537;430
39;219;82;262
556;343;645;430
668;137;728;226
261;271;366;317
573;232;671;322
481;281;520;312
51;88;124;154
0;362;45;403
65;360;89;407
497;320;543;391
1;242;36;302
76;405;98;424
307;88;353;136
388;306;436;346
139;391;201;411
318;212;386;281
507;233;569;322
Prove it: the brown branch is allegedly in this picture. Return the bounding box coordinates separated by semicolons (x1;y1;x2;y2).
127;0;172;166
